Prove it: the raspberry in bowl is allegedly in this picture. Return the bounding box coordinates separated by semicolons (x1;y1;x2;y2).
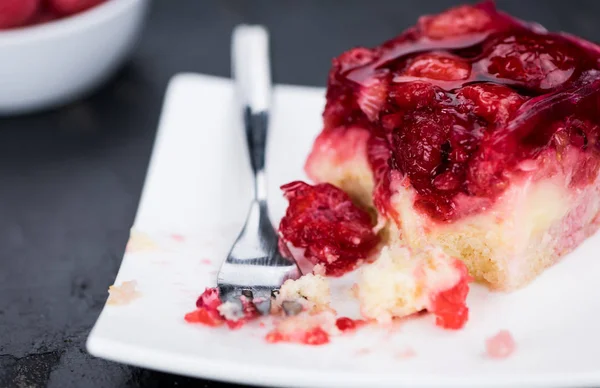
0;1;108;30
0;0;148;114
300;1;600;291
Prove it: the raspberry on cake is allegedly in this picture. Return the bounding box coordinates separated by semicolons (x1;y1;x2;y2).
357;246;470;329
304;0;600;290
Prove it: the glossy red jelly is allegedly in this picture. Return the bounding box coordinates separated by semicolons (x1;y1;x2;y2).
322;1;600;222
278;181;380;276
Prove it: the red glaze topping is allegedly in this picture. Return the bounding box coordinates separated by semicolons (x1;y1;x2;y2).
321;1;600;222
278;181;380;276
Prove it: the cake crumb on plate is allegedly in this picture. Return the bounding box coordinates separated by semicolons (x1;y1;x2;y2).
273;273;332;314
126;230;160;253
107;281;141;306
485;330;516;359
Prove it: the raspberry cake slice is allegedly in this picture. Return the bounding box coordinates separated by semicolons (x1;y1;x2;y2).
304;1;600;290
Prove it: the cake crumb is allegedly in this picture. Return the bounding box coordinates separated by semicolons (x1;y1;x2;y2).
200;258;212;265
273;273;331;314
126;230;159;253
485;330;516;359
107;281;141;305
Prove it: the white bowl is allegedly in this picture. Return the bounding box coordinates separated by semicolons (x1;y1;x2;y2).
0;0;149;115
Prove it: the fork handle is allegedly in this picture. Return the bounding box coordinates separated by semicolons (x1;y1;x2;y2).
232;25;272;202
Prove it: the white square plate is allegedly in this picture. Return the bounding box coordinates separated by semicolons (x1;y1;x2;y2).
87;73;600;388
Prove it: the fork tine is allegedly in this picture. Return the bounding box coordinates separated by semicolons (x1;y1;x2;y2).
218;285;242;305
281;301;303;316
251;288;273;315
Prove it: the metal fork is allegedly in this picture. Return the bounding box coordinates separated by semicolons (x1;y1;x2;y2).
217;25;301;315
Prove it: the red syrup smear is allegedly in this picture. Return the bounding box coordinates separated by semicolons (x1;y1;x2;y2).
319;0;600;222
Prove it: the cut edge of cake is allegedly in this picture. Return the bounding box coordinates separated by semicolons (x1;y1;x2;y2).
305;128;600;290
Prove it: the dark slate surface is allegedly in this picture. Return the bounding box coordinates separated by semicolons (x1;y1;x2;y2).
0;1;598;387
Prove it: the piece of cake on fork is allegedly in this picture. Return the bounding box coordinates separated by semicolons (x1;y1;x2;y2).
303;1;600;290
